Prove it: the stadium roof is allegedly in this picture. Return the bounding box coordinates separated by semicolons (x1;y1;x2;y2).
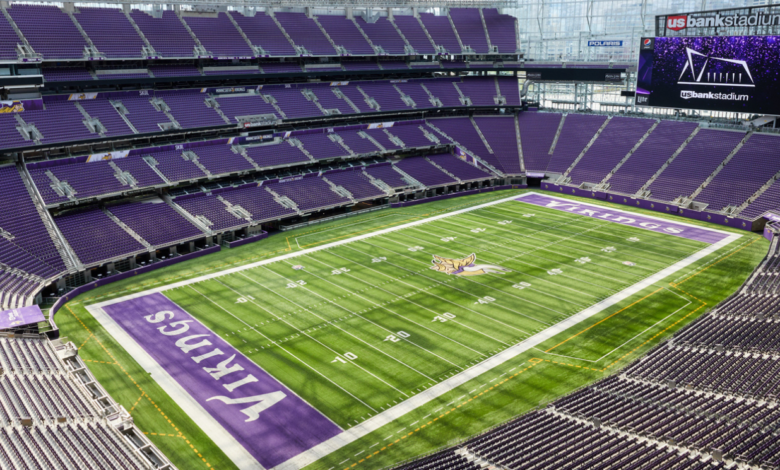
42;0;515;8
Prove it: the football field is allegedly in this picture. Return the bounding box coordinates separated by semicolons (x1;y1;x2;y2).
80;191;753;470
165;194;715;425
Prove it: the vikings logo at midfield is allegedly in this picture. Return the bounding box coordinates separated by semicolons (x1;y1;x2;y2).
430;253;510;276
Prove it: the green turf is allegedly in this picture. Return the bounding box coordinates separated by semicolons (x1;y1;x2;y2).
54;189;769;470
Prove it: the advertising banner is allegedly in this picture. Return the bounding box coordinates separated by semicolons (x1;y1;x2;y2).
656;8;780;36
454;146;476;165
67;92;98;101
0;99;43;113
86;150;130;163
368;122;395;129
588;40;624;47
0;305;45;329
636;35;780;114
0;101;26;113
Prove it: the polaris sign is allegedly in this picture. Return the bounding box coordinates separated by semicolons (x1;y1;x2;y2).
587;40;624;47
666;13;780;31
635;35;780;115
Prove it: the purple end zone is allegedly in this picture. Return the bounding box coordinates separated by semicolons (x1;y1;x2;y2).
518;193;729;244
102;293;342;468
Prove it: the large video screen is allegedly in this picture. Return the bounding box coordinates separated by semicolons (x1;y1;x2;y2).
636;35;780;114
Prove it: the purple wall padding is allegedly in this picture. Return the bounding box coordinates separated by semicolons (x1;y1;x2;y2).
540;182;757;232
47;245;220;337
226;231;268;248
390;185;524;207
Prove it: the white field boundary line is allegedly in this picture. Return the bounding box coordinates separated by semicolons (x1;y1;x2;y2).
84;192;740;470
87;192;735;308
534;287;693;364
271;232;741;470
90;193;529;306
294;213;403;249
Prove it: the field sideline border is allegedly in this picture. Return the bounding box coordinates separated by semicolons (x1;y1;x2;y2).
85;192;741;470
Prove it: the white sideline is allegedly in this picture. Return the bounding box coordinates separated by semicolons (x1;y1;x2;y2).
84;192;740;470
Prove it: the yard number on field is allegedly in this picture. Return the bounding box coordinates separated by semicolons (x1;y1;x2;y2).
384;331;410;342
498;220;512;225
575;257;591;264
602;246;617;253
512;282;531;290
474;296;496;305
331;268;351;275
286;280;307;288
433;312;456;322
441;237;457;242
408;246;425;252
470;228;486;233
372;257;387;263
235;295;255;303
547;268;563;275
332;352;358;363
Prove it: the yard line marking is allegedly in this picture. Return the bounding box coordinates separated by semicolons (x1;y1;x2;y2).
486;205;702;256
212;278;405;400
434;217;651;278
416;221;642;286
388;228;580;319
284;256;465;370
537;287;694;363
391;227;626;296
345;243;533;337
463;210;672;269
481;206;697;257
187;284;377;414
423;206;607;301
311;250;501;354
235;272;416;394
253;268;436;384
294;214;402;247
400;225;591;309
388;217;625;297
357;237;561;325
442;214;659;276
